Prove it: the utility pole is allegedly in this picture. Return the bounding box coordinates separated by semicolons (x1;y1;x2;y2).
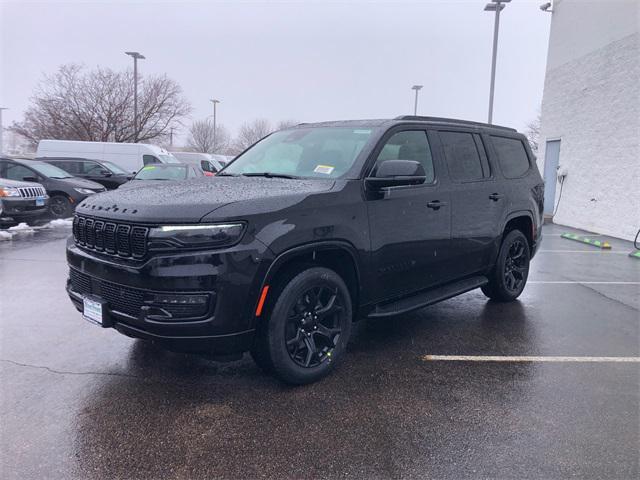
411;85;423;116
0;108;7;155
209;99;220;152
125;51;146;142
484;0;511;124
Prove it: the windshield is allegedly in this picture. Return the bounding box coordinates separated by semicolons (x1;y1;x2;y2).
160;154;180;164
134;165;187;180
30;162;73;178
101;161;128;175
222;127;372;178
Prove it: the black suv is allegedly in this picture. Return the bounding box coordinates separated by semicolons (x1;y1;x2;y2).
66;116;544;384
39;157;132;190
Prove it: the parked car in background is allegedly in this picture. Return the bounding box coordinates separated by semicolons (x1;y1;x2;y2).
39;157;132;190
170;152;224;176
0;158;105;218
0;176;49;226
36;140;179;175
118;163;204;189
213;154;234;167
66;116;544;385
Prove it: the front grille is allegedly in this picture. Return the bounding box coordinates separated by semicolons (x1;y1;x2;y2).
73;215;147;258
68;269;211;319
18;186;46;198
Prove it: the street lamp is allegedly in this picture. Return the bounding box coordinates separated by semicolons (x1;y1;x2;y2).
125;51;145;142
411;85;423;116
209;99;220;151
483;0;511;124
0;107;7;155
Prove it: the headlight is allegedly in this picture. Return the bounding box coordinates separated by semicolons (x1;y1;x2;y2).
74;188;98;194
0;187;21;197
148;223;246;249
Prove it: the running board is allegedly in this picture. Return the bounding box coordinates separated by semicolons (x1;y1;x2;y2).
367;276;488;318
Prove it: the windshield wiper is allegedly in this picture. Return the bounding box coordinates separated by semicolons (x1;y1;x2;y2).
215;172;239;177
241;172;300;179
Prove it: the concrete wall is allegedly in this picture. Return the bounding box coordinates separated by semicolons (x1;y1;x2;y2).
538;0;640;241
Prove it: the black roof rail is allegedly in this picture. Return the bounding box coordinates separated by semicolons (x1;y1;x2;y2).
394;115;516;132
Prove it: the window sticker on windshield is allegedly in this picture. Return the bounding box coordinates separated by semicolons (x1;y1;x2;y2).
353;129;371;134
142;166;156;171
314;165;335;175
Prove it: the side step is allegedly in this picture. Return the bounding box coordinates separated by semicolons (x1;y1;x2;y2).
367;276;488;318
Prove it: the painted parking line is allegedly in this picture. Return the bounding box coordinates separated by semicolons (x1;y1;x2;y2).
538;249;628;255
528;281;640;285
422;355;640;363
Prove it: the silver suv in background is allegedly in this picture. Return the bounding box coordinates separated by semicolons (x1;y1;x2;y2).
0;177;49;226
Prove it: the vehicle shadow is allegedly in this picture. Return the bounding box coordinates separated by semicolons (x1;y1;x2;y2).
71;291;540;479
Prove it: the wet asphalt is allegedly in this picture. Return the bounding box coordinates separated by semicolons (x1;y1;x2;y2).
1;224;638;479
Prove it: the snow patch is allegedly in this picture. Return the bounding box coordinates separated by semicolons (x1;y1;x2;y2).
0;230;13;241
45;218;73;229
7;223;35;235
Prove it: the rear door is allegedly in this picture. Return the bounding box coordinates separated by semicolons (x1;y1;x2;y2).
436;129;506;279
366;127;452;301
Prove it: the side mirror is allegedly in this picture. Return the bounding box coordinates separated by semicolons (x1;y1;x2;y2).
100;170;112;177
23;176;38;183
366;160;426;189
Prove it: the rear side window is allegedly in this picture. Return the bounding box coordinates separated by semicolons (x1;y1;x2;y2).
491;136;530;178
439;131;484;182
143;155;160;165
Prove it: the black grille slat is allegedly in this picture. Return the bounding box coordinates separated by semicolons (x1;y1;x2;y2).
104;223;117;254
116;225;131;256
73;215;148;259
85;219;95;248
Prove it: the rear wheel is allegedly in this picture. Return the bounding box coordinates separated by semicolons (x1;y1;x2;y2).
251;267;352;385
482;229;530;302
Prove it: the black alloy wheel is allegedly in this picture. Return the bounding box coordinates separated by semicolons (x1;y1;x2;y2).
481;229;530;302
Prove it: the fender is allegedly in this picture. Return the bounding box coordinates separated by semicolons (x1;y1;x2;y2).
252;239;363;319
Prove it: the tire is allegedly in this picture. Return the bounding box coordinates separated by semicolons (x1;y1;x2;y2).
49;195;73;219
251;266;353;385
482;229;531;302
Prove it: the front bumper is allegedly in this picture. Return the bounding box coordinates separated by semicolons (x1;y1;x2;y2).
0;197;49;221
66;236;273;354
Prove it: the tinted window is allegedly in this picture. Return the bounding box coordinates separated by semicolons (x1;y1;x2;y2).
143;155;160;165
491;136;530;178
54;160;81;174
81;161;103;175
201;160;215;173
439;131;484;182
5;163;35;181
375;130;435;183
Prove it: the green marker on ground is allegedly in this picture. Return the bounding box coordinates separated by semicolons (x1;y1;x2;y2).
629;250;640;259
561;233;612;249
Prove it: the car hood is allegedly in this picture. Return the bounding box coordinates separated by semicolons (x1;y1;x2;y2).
76;176;336;223
0;178;45;189
57;177;105;190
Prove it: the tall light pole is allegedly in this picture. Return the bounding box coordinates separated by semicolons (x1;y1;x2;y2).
125;51;145;142
209;99;220;151
0;108;7;155
411;85;423;116
484;0;511;124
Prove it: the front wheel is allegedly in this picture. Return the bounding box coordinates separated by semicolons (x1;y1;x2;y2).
49;195;73;219
251;267;352;385
482;229;531;302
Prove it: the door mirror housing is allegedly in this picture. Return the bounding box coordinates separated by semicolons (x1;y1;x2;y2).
100;170;112;177
366;160;427;189
23;176;39;183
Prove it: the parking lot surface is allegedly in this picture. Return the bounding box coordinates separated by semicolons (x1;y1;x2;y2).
1;224;638;479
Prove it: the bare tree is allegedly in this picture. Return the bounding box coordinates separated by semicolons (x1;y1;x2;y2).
186;119;231;153
10;64;190;147
524;112;541;154
276;119;300;130
233;118;273;152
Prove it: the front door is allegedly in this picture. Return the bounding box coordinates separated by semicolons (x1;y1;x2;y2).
366;128;451;301
543;139;561;215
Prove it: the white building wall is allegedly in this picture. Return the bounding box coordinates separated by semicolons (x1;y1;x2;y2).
538;0;640;240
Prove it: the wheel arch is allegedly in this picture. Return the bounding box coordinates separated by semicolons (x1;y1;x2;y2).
502;211;535;250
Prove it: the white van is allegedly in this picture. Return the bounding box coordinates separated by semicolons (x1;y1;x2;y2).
36;140;179;174
170;152;224;175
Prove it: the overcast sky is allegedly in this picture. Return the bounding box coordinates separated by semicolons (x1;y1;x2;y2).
0;0;551;143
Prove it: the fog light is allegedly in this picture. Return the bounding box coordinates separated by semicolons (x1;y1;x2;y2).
147;293;209;305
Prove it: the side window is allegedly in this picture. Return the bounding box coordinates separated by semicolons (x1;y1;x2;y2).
5;164;35;181
374;130;435;183
143;155;160;165
439;131;485;182
201;160;214;173
491;136;531;178
82;161;103;175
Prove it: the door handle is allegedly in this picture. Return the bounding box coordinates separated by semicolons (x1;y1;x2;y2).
489;193;504;201
427;200;447;210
